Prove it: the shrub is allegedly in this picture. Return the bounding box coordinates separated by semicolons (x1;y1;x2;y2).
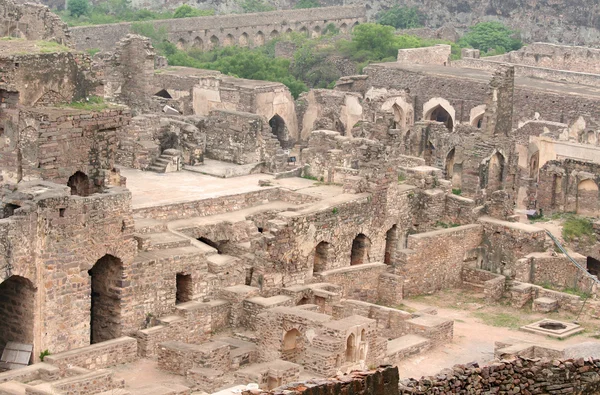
239;0;275;13
68;0;90;17
377;6;425;29
294;0;320;9
39;349;51;362
452;188;462;195
459;22;522;55
173;4;214;18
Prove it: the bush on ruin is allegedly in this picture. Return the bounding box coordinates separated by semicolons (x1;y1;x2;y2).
68;0;90;17
377;6;425;30
459;22;522;55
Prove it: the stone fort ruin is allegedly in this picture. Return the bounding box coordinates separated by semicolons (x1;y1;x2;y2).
1;1;600;394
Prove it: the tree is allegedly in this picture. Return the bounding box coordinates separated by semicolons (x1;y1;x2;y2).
239;0;275;13
350;23;399;60
68;0;90;17
377;6;424;29
173;4;213;18
459;22;522;54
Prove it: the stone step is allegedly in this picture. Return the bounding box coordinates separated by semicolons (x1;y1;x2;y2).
147;165;166;173
154;157;171;165
533;297;559;313
133;218;167;234
134;232;191;251
163;149;181;156
386;334;431;362
206;254;240;274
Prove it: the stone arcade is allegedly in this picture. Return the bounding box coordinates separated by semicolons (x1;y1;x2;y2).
1;2;600;394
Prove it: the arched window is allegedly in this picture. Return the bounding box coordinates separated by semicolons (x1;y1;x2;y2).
67;171;90;196
350;234;371;266
345;333;356;362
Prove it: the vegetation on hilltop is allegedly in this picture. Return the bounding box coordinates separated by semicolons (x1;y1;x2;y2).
63;0;213;26
377;6;425;30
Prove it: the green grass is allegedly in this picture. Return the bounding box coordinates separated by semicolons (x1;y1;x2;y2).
86;48;101;56
562;214;595;243
37;40;71;53
435;221;460;229
398;173;406;183
472;311;526;329
63;96;111;111
301;174;319;181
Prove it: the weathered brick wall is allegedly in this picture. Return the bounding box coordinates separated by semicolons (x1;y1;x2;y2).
479;217;546;277
44;337;138;373
396;224;483;297
397;45;451;65
399;357;600;394
0;0;71;45
515;253;591;292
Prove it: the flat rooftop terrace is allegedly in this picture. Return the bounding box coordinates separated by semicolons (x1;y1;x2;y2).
0;39;71;56
369;62;600;99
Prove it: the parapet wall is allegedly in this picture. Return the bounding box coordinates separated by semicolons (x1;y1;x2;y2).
70;6;366;52
399;357;600;394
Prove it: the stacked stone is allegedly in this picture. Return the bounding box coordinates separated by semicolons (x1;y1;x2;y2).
399;357;600;394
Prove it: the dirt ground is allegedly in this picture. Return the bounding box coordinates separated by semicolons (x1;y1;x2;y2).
396;289;600;379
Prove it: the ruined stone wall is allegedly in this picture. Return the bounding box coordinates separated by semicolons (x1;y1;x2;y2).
456;57;600;87
70;6;366;52
0;107;130;186
538;159;600;216
397;45;451;66
479;217;546;277
493;43;600;74
363;64;600;132
515;253;593;293
0;182;137;359
0;0;71;45
0;51;96;106
396;224;483;297
203;110;282;166
399;357;600;394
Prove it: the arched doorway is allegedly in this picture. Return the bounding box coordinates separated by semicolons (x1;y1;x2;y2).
529;151;539;180
311;26;321;38
577;179;599;216
486;152;505;192
350;234;371;266
67;171;90;196
445;148;455;180
282;328;301;362
192;36;203;50
176;273;192;304
428;105;453;130
255;31;265;46
392;103;404;129
89;255;123;344
313;241;330;273
176;38;186;50
0;276;36;362
384;225;398;265
224;34;234;46
239;33;249;47
345;333;356;363
209;35;219;50
270;30;279;39
269;115;288;148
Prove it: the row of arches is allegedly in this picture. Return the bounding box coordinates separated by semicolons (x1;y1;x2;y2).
173;22;359;51
313;225;404;273
282;327;366;365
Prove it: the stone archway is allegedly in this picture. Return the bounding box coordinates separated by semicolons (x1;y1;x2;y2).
209;35;219;50
423;98;455;131
67;171;91;197
470;104;486;128
255;31;265;46
192;36;203;50
345;333;356;363
176;273;192;304
270;30;279;39
486;151;505;192
239;33;249;47
282;328;302;362
269;114;288;148
529;151;539;180
445;148;456;180
224;34;234;46
0;275;36;362
89;255;123;344
384;225;398;265
176;38;186;50
313;241;330;273
350;234;371;266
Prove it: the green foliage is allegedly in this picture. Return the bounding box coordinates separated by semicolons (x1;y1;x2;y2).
173;4;213;18
451;188;462;195
332;207;338;214
64;96;111;111
39;349;51;362
302;173;319;181
294;0;320;9
377;6;424;29
238;0;275;13
86;47;100;56
561;214;595;243
60;0;213;26
459;22;522;55
435;221;460;229
398;173;406;183
323;23;339;35
68;0;90;17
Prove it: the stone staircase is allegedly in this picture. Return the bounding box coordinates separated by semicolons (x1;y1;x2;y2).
147;149;181;173
385;334;431;365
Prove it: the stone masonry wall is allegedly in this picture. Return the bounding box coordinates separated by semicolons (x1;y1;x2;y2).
70;6;366;52
397;45;451;66
396;224;483;297
399;357;600;394
0;0;71;45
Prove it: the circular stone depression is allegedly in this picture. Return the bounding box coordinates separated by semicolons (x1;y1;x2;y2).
539;321;567;330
